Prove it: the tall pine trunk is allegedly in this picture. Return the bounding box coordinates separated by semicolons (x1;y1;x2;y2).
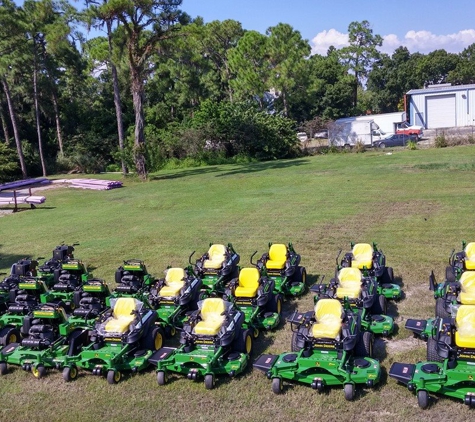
0;101;10;145
131;67;147;179
107;19;127;175
33;46;47;176
51;90;63;156
2;78;27;178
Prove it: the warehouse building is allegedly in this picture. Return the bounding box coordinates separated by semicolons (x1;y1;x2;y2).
406;83;475;129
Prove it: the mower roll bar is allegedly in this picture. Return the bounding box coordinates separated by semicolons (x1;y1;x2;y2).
335;250;342;266
188;251;196;265
250;251;258;267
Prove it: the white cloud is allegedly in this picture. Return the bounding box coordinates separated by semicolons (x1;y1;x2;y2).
311;29;348;55
311;29;475;56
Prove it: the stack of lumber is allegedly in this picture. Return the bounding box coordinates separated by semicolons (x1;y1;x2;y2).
67;179;123;190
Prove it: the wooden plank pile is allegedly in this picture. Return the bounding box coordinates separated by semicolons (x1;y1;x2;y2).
0;191;46;206
67;179;123;190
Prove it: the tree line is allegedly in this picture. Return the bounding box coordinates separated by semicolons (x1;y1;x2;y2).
1;0;474;182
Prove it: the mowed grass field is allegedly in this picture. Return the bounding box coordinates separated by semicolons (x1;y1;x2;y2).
1;146;475;422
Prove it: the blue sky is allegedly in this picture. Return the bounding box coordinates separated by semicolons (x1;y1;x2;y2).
183;0;475;55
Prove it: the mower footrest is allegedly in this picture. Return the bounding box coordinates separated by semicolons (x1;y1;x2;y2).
405;319;427;337
389;362;415;385
253;354;278;372
149;347;175;365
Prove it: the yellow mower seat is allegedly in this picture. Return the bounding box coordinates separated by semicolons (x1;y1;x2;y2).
266;244;287;270
159;268;185;297
105;297;137;333
351;243;373;270
194;298;226;336
455;305;475;348
311;299;343;339
465;242;475;270
336;267;362;299
203;244;227;269
235;268;259;298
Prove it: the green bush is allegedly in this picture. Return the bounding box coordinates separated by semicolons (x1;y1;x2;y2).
0;143;21;183
435;134;447;148
406;140;418;150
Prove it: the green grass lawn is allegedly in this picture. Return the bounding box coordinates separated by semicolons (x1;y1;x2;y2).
1;146;475;421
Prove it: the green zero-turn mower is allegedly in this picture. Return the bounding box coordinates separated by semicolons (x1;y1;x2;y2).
256;243;307;297
148;267;202;337
58;297;160;384
191;244;240;298
390;304;475;408
39;258;91;311
224;261;282;337
430;267;475;318
151;297;253;389
253;298;381;400
445;241;475;282
0;302;89;379
311;267;394;336
36;243;77;288
0;276;50;347
107;259;156;305
339;242;401;300
0;258;40;315
66;278;112;328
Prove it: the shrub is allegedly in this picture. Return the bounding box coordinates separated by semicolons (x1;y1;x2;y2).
406;140;418;150
354;141;366;153
435;134;447;148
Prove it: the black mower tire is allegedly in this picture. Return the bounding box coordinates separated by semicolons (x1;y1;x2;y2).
427;337;443;362
267;293;283;315
355;331;374;358
0;327;20;346
272;377;283;394
234;329;253;356
157;371;167;386
107;370;121;385
147;327;165;351
63;366;78;382
417;390;429;409
32;365;46;379
445;266;456;283
291;332;301;352
0;361;7;375
204;374;215;390
371;294;388;315
383;267;394;283
435;298;450;318
344;383;355;401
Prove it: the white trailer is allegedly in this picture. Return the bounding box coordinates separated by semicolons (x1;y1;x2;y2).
328;117;377;147
370;112;406;134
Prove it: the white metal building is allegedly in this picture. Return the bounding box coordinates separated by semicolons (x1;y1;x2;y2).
406;84;475;129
